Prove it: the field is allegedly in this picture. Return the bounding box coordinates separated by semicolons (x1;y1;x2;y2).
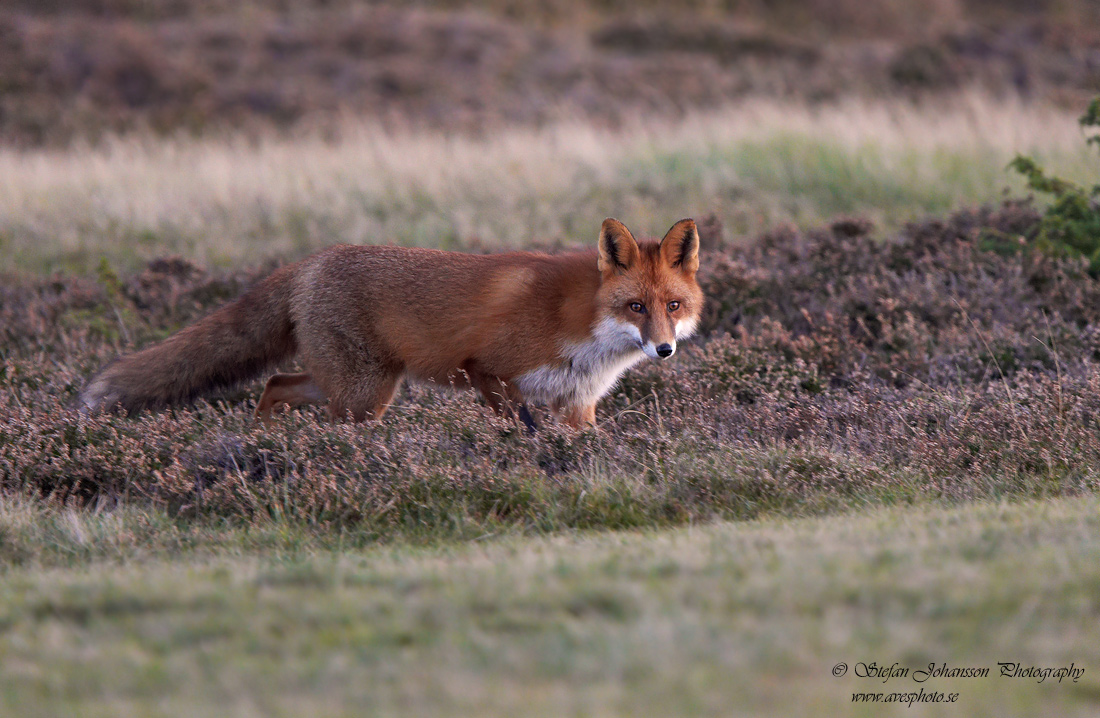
3;497;1100;716
4;1;1100;715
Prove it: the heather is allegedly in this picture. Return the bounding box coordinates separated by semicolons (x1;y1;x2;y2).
4;200;1100;556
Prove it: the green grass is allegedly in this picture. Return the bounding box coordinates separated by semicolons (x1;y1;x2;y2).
2;495;1099;716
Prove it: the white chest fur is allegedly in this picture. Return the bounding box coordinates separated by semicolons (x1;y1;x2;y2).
515;317;645;409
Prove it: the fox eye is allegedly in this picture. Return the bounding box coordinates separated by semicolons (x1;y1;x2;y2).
629;302;646;314
667;301;681;312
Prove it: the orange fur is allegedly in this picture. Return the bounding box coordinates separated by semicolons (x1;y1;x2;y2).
80;219;704;429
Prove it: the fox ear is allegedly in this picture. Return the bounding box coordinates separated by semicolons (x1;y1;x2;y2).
598;218;641;274
659;218;700;275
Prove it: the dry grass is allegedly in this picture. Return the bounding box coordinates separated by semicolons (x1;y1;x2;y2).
1;95;1094;273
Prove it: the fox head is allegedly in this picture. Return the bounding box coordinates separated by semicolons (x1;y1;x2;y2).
595;217;704;360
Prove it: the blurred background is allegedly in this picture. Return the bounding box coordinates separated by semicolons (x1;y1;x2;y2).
2;0;1099;273
3;0;1099;145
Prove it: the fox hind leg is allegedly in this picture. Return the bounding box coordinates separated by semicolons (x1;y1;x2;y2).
326;370;403;422
255;372;327;423
294;326;404;422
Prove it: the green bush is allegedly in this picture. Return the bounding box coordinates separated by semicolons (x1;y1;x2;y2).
1006;97;1100;272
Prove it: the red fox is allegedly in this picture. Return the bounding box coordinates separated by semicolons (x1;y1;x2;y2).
79;218;703;429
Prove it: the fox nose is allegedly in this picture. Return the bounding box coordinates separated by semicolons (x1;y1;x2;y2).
656;343;674;358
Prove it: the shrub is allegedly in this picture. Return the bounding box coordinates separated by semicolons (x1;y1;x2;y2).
1003;97;1100;273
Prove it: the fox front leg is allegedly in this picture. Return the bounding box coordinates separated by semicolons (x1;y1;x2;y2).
563;403;597;430
466;368;538;433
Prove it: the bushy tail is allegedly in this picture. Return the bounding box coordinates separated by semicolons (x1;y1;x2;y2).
79;263;299;414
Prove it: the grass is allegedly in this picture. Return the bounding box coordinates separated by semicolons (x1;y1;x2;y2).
1;95;1095;274
2;495;1099;716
